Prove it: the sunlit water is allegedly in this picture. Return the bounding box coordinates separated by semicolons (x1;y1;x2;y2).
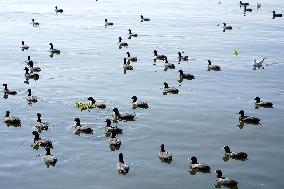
0;0;284;188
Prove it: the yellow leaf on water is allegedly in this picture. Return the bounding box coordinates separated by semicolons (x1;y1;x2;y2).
233;49;239;56
75;102;97;110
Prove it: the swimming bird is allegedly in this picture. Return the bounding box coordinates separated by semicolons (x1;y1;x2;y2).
24;67;39;80
140;15;150;22
34;113;48;131
87;97;106;109
105;19;113;26
116;153;129;174
74;118;93;134
118;37;128;49
3;84;17;95
159;144;172;162
128;29;138;38
257;3;261;10
44;147;57;167
223;146;248;160
32;131;53;148
254;97;273;108
123;58;133;70
273;11;282;18
25;56;32;64
178;70;195;80
49;43;60;54
253;58;265;69
105;119;123;135
3;111;21;125
21;41;29;50
164;82;179;94
31;19;39;27
223;23;232;30
153;50;166;61
109;130;121;147
113;108;135;121
164;57;175;69
26;89;38;103
189;156;211;173
27;61;41;72
178;52;189;61
131;96;149;109
126;52;137;62
55;6;63;13
238;110;260;124
240;1;249;6
215;170;238;188
208;60;221;71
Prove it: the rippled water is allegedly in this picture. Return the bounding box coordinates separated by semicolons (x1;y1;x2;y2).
1;0;284;188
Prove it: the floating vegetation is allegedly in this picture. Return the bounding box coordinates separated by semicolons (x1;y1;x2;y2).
75;102;96;111
233;49;239;56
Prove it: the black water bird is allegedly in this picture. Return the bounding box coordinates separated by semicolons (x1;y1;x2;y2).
140;15;150;22
254;97;273;108
116;153;129;174
31;19;39;27
159;144;172;162
208;60;221;71
223;146;248;160
113;108;135;121
3;84;17;95
105;19;113;26
178;70;195;80
55;6;63;13
34;113;48;131
131;96;149;109
32;131;53;148
74;118;93;134
3;111;21;125
215;170;238;188
188;156;211;173
87;97;106;109
273;11;282;18
163;82;179;94
238;110;260;124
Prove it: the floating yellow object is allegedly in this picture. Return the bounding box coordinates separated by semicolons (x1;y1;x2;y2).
233;49;239;56
75;102;96;111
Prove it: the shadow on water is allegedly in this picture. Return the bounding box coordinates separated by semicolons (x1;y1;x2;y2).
222;155;248;162
109;144;121;151
49;51;60;58
237;121;260;129
188;169;211;175
45;160;57;168
73;129;94;136
159;158;172;164
24;75;40;84
5;122;21;127
214;183;238;189
3;94;9;99
27;100;37;106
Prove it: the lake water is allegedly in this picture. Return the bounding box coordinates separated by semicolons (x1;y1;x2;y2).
0;0;284;188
